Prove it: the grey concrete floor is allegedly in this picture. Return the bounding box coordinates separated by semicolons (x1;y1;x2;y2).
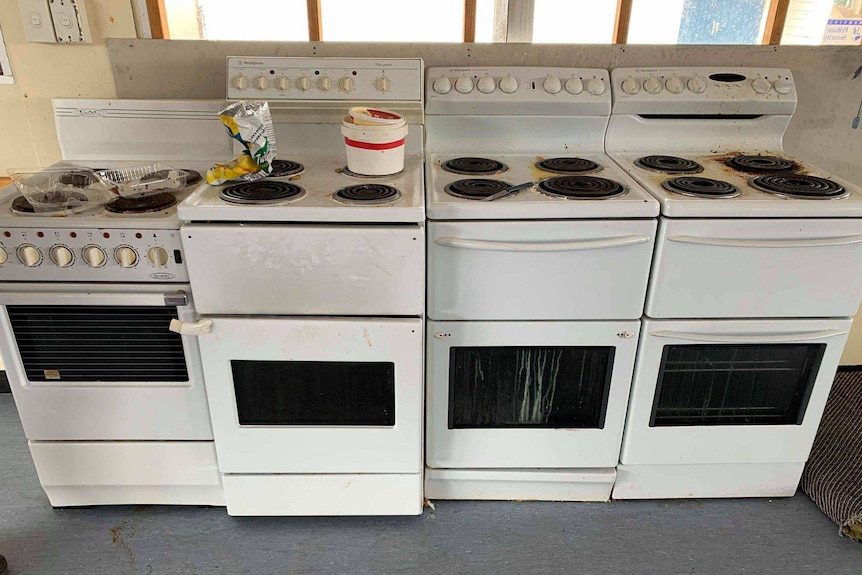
1;395;861;575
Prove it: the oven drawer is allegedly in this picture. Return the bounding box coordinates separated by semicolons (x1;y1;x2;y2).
647;218;862;318
194;316;423;474
0;283;213;441
426;319;640;469
620;318;851;466
182;223;424;316
427;220;656;321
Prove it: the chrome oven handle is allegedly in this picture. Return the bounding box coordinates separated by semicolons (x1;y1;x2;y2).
649;329;849;344
169;318;213;336
668;234;862;248
434;235;650;252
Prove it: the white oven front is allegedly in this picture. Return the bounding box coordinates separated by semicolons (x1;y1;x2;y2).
620;317;851;467
428;220;656;321
647;218;862;318
191;316;423;474
0;283;213;441
426;319;640;469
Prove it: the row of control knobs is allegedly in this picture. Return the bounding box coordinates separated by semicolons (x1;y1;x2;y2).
5;245;170;268
231;75;393;93
620;75;793;95
432;76;606;96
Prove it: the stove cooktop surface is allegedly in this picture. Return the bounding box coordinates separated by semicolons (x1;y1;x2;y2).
0;161;212;230
426;153;659;220
610;151;862;218
179;154;424;223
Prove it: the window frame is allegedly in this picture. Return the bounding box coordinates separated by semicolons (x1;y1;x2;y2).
144;0;795;45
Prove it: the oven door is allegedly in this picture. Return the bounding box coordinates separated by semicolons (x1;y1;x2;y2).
181;223;424;316
427;220;656;321
192;316;422;474
620;318;851;466
647;218;862;318
0;283;212;441
426;320;640;469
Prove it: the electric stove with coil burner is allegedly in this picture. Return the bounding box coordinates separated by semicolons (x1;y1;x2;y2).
606;67;862;501
423;66;659;504
174;57;425;517
0;98;231;509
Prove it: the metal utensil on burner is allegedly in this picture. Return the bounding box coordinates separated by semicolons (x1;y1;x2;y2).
482;181;534;201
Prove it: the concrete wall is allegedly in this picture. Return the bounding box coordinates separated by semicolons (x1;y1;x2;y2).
0;0;136;171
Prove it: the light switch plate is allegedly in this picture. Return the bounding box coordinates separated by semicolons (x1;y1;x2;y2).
18;0;57;43
49;0;92;43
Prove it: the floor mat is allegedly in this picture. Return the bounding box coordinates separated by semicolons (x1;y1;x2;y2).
801;367;862;541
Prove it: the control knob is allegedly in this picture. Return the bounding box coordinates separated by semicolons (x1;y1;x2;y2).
296;76;312;91
49;245;74;267
275;76;290;91
565;77;583;94
231;76;248;91
82;245;106;267
666;75;685;94
0;248;6;265
455;76;474;94
253;76;269;90
543;77;562;94
17;245;41;267
317;76;332;91
643;75;663;94
752;77;771;94
115;246;138;268
499;75;519;94
147;247;169;267
621;76;641;95
477;76;496;94
339;76;355;93
375;76;392;93
773;78;793;94
687;75;707;94
432;77;452;94
586;78;606;95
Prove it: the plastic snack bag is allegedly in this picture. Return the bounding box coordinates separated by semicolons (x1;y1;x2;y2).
207;100;277;185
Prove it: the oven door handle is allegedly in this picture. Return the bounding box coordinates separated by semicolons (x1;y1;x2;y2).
649;329;849;343
434;235;651;252
0;290;188;307
169;318;213;336
668;234;862;248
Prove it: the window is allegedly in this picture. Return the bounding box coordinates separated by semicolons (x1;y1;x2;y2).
628;0;772;44
532;0;618;43
0;25;12;85
153;0;859;45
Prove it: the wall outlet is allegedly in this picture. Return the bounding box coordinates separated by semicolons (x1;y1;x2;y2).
19;0;57;43
48;0;92;43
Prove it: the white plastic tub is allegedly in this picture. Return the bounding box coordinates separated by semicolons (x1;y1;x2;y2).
341;113;408;176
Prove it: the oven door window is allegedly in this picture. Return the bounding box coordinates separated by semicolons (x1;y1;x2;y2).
7;305;188;383
651;344;825;427
231;360;395;426
448;346;614;429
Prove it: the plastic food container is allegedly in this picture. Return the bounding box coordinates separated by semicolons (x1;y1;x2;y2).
341;111;408;176
10;167;115;214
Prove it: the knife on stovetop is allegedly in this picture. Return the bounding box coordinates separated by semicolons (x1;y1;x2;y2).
482;181;535;201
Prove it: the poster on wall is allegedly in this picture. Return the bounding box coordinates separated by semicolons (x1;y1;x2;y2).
822;0;862;45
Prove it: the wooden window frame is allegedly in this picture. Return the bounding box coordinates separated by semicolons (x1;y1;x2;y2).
144;0;792;45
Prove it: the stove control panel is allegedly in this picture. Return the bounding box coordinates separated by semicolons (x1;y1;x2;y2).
425;67;610;116
611;67;796;116
0;227;188;282
227;57;423;102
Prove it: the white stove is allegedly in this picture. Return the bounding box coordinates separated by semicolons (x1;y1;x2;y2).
606;67;862;500
174;57;426;516
423;66;658;502
0;98;230;507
